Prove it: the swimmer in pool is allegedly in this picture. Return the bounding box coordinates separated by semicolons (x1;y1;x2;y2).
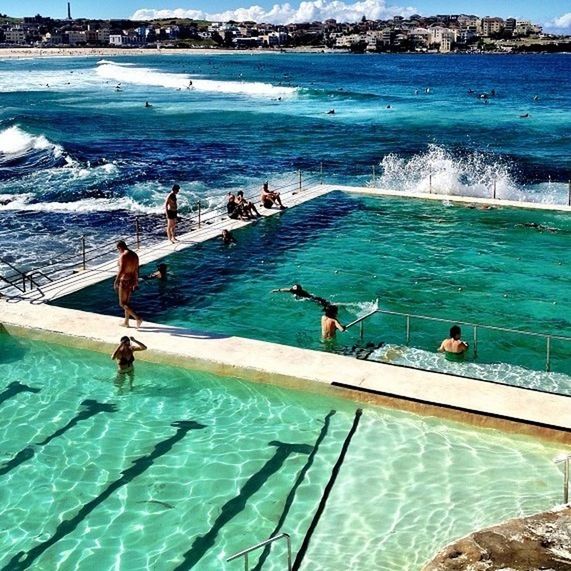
438;325;469;362
321;304;346;340
112;336;147;374
273;284;329;308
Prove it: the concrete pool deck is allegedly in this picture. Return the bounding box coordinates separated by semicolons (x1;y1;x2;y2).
2;181;570;442
1;300;570;443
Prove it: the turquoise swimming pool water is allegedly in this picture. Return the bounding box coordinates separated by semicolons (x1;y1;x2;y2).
57;192;571;393
0;332;564;570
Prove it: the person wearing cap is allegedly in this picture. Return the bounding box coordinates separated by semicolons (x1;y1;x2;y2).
165;184;180;243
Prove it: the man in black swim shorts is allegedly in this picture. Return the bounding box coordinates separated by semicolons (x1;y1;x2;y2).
165;184;180;243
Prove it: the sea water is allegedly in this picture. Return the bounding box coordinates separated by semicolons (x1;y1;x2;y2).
0;53;570;270
0;333;564;570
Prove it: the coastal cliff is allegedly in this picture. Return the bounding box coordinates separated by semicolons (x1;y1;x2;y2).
423;506;571;571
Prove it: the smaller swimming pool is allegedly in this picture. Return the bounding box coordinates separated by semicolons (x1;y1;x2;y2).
0;332;565;570
56;192;571;394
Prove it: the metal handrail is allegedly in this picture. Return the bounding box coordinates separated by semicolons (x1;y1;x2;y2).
554;454;571;504
227;532;291;571
346;307;571;372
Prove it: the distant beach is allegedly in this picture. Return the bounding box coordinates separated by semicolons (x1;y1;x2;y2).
0;46;338;59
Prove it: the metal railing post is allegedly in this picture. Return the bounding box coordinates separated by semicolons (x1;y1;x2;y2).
135;216;141;250
568;180;570;207
320;162;323;185
360;321;364;341
298;170;302;192
554;454;570;505
244;553;248;571
546;336;551;372
473;325;478;358
198;201;202;228
372;165;376;185
429;173;432;194
22;274;26;292
493;179;497;200
406;314;411;345
81;235;86;270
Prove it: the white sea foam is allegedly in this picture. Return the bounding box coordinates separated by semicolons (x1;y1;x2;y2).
374;144;519;199
369;344;571;395
0;126;64;160
95;62;298;97
0;195;162;214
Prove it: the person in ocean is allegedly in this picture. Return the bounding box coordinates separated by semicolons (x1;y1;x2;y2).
261;181;286;209
112;335;147;374
114;240;142;328
165;184;180;243
438;325;469;362
273;284;329;308
321;304;346;340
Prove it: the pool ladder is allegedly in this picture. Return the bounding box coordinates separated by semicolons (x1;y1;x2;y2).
227;532;291;570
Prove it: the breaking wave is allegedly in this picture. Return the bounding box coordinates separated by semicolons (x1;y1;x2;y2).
96;61;298;97
0;126;64;161
373;145;571;204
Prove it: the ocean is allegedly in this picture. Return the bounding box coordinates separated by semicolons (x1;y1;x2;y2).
0;52;570;270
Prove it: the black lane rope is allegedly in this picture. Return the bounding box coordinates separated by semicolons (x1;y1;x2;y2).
292;408;363;571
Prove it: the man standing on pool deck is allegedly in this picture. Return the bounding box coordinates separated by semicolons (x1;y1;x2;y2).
165;184;180;243
114;240;142;328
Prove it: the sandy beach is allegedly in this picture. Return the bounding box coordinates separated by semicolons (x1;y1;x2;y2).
0;46;336;59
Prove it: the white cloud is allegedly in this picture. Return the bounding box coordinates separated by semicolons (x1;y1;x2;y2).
131;0;418;25
544;12;571;32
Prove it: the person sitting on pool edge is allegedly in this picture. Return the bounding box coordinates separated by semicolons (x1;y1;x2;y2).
321;304;346;340
236;190;261;218
438;325;469;362
112;336;147;374
260;181;286;210
227;193;249;221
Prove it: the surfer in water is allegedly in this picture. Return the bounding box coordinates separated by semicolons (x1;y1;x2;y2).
273;284;330;308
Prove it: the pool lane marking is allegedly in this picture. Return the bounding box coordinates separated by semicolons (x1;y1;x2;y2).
0;399;117;477
292;408;363;571
2;419;206;571
173;440;314;570
252;410;337;571
0;381;40;407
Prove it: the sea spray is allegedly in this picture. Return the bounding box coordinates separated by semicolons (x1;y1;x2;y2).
374;144;518;199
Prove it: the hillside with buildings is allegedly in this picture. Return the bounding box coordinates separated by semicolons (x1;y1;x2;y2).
0;10;569;53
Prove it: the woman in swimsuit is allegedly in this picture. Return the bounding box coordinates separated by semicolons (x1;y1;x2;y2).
112;336;147;374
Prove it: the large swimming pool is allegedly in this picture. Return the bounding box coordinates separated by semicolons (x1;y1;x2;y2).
0;332;565;570
56;192;571;394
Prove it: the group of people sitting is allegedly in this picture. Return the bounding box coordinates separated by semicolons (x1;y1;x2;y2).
227;182;287;221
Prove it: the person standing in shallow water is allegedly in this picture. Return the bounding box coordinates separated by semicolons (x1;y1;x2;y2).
321;304;346;340
165;184;180;243
114;240;142;328
112;336;147;373
438;325;469;362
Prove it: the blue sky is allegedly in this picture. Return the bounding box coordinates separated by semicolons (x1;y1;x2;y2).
2;0;570;27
